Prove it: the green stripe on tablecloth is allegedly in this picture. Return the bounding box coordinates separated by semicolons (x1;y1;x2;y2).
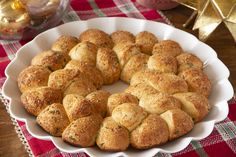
216;122;235;140
191;141;208;157
88;0;106;17
118;0;137;13
154;152;172;157
223;123;236;139
113;0;145;18
215;120;236;153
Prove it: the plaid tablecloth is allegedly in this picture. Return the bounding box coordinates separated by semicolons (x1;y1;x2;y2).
0;0;236;157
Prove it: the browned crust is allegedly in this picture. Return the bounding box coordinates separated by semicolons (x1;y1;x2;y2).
111;30;135;44
135;31;158;55
107;93;139;116
152;40;183;57
18;65;51;93
21;86;63;116
51;35;79;54
79;29;113;48
96;48;121;84
179;68;211;97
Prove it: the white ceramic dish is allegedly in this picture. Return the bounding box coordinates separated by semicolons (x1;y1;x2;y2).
2;17;234;157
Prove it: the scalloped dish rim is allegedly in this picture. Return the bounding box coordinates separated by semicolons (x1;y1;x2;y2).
2;17;234;157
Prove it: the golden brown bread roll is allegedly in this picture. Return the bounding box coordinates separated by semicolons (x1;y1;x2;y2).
31;50;70;71
148;73;188;94
147;54;177;74
107;93;139;116
121;53;149;83
139;93;182;114
51;35;79;54
112;103;148;131
125;83;158;100
135;31;158;55
65;60;103;88
18;65;51;93
160;109;194;140
48;69;80;91
64;77;97;97
96;48;121;84
62;114;103;147
130;69;160;86
130;70;188;94
130;114;169;149
113;42;141;68
176;53;203;72
69;41;98;66
36;103;70;136
173;92;210;122
86;90;111;117
111;30;135;44
63;94;94;122
79;29;113;48
96;117;129;151
179;68;211;97
152;40;183;57
21;87;62;116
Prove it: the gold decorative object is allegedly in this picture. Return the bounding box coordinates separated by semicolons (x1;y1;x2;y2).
20;0;60;18
175;0;236;42
0;0;30;36
0;0;67;40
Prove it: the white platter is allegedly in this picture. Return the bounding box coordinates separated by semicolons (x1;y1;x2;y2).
2;17;234;157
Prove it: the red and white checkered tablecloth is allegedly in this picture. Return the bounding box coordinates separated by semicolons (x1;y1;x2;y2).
0;0;236;157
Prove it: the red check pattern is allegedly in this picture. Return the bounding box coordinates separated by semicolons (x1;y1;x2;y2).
0;0;236;157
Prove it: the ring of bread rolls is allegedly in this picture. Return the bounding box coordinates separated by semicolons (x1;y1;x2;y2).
18;29;212;151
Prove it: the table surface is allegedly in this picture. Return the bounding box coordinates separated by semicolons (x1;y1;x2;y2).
0;6;235;157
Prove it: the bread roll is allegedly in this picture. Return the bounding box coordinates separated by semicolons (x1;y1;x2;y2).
48;69;80;91
63;94;94;122
79;29;113;48
112;103;148;131
135;31;158;55
96;48;121;84
21;87;62;116
111;30;135;44
176;53;203;72
147;54;177;74
173;92;210;122
131;71;188;94
51;35;79;54
107;93;139;116
139;93;182;114
148;73;188;94
31;50;70;71
18;65;51;93
152;40;183;57
62;114;103;147
64;77;96;97
130;69;160;86
160;109;194;140
179;68;211;97
65;60;103;88
130;114;169;149
125;83;158;100
69;41;97;66
121;53;149;83
96;117;129;151
36;103;70;136
86;90;111;117
113;42;141;68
